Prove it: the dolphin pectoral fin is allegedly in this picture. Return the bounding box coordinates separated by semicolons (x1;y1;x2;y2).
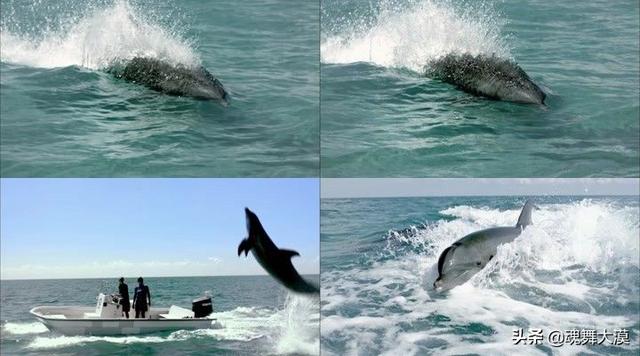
434;264;483;292
238;238;252;257
433;275;442;289
279;249;300;259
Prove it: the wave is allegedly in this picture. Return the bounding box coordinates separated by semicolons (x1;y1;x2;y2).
27;334;168;349
321;0;510;72
322;199;639;355
0;0;198;70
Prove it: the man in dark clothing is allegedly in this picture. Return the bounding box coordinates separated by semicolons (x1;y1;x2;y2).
118;277;130;319
133;277;151;318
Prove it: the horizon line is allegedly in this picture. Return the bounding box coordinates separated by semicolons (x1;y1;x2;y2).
320;193;639;199
0;273;320;282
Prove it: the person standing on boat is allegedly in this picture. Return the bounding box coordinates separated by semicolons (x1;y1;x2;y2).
118;277;130;319
133;277;151;318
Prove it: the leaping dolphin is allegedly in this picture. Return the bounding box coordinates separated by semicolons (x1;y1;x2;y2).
426;53;546;105
238;208;319;294
434;200;535;292
107;57;228;104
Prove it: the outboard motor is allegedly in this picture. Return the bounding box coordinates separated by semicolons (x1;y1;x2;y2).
192;296;213;318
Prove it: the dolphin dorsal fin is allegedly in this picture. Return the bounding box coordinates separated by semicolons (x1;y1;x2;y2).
516;200;534;229
279;249;300;259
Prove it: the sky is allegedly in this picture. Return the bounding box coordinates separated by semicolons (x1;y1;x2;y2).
321;178;640;198
1;179;319;280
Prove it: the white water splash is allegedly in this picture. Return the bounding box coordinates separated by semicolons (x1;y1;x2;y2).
321;0;510;72
27;334;168;349
2;321;49;335
276;293;320;355
0;0;198;69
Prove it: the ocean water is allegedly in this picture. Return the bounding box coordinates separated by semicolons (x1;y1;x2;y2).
320;0;640;177
0;275;320;355
320;196;639;355
0;0;319;177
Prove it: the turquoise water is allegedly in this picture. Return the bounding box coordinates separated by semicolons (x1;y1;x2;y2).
1;275;320;355
321;196;639;355
321;0;640;177
0;0;319;177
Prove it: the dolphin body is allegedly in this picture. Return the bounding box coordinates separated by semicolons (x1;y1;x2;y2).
426;53;546;105
238;208;319;294
108;57;228;104
434;200;535;292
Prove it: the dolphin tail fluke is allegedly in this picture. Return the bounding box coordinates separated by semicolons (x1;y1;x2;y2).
516;200;535;229
238;238;252;257
279;249;300;259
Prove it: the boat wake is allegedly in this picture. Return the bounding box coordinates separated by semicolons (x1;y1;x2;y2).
322;199;639;355
0;0;199;70
2;322;49;335
321;0;510;73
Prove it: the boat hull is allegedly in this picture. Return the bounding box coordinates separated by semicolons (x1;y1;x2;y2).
31;306;213;336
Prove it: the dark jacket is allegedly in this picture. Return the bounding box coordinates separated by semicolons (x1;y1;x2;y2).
118;283;130;312
133;285;151;311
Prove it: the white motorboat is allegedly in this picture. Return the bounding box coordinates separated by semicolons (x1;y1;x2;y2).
30;293;215;335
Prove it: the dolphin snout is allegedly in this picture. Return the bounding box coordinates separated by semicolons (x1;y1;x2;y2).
188;80;228;103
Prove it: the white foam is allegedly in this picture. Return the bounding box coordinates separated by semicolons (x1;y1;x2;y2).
0;0;198;69
321;0;510;72
28;335;167;349
276;293;320;355
2;322;49;335
205;305;274;342
322;199;639;354
322;315;393;335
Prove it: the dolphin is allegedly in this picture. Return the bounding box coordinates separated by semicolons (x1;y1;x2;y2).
434;200;535;292
426;53;546;105
107;57;228;104
238;208;319;294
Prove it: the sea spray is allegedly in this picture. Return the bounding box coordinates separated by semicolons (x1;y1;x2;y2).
0;0;198;69
276;293;320;355
204;305;271;342
321;0;510;72
2;322;49;335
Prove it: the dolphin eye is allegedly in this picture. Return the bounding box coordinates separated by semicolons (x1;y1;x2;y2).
476;261;481;266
